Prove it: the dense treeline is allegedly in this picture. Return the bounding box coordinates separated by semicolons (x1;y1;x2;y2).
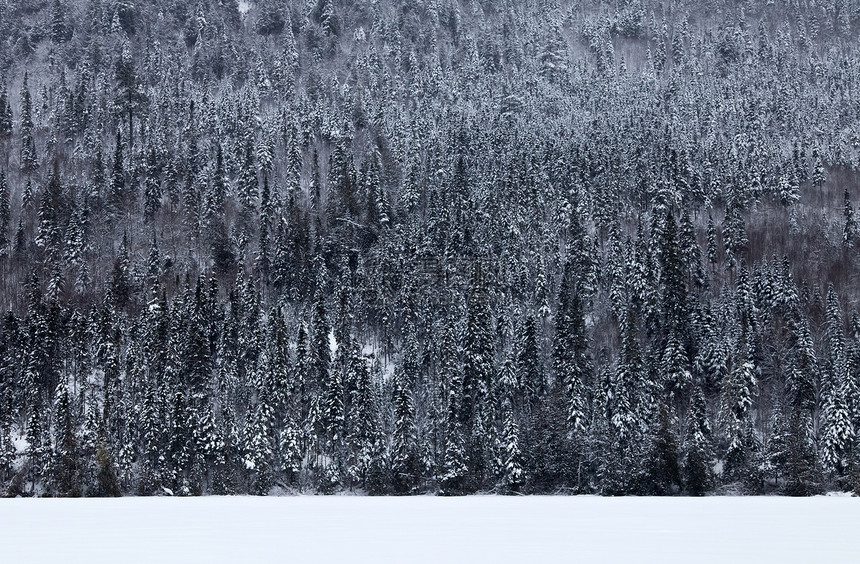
1;0;860;496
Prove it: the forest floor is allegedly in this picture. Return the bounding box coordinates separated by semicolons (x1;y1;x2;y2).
1;494;858;563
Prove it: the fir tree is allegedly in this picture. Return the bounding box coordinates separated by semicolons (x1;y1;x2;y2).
0;171;9;255
462;262;494;427
719;323;758;484
500;399;524;493
843;188;857;247
20;73;38;174
682;384;713;495
0;84;12;137
552;262;590;435
52;379;81;496
391;350;418;493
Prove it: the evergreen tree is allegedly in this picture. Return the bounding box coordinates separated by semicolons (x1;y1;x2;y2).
114;43;145;147
517;314;543;405
0;171;9;255
500;399;524;493
52;379;81;496
843;188;857;247
706;212;717;267
682;384;713;495
144;147;162;221
50;0;72;43
552;262;590;434
391;346;419;493
658;210;688;334
719;322;758;484
462;263;494;427
20;73;38;174
0;84;12;137
109;130;126;213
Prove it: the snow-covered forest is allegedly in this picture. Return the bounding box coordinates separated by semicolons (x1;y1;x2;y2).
1;0;860;497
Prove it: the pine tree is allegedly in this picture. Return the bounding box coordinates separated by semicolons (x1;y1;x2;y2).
843;188;857;247
763;404;789;487
0;83;12;137
391;348;418;493
462;263;494;427
441;320;468;494
108;130;126;213
719;322;758;484
660;330;691;395
517;314;544;406
783;407;819;495
821;372;854;477
641;400;681;494
36;163;64;255
612;310;641;445
52;379;81;496
658;210;688;334
114;42;145;147
25;401;46;494
0;170;9;256
787;318;817;411
682;384;713;494
20;73;38;174
244;392;275;495
144;146;162;221
94;437;121;497
552;262;590;435
500;399;524;493
821;288;853;478
50;0;72;43
811;146;825;189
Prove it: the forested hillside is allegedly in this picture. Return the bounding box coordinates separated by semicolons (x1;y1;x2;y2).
2;0;860;496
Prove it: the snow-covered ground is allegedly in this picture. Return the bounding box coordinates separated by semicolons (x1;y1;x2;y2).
1;495;858;563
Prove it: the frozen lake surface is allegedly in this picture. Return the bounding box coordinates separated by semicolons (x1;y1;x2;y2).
1;495;858;563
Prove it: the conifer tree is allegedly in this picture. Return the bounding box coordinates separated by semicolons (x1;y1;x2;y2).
843;188;857;247
462;262;494;427
500;399;523;493
144;147;161;221
706;212;717;267
719;321;758;484
20;73;38;174
682;384;713;495
552;262;590;434
658;210;687;334
517;314;543;405
108;131;125;213
0;84;12;137
391;348;418;493
114;43;145;147
0;171;9;255
52;379;81;496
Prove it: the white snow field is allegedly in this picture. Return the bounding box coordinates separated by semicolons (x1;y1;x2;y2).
1;495;858;563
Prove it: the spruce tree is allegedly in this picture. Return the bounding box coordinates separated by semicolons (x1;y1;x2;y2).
682;384;713;495
517;314;544;406
658;210;687;334
843;188;857;247
391;352;418;493
52;379;81;496
0;170;9;255
552;262;590;435
462;262;494;427
719;322;758;484
20;73;38;174
0;83;12;137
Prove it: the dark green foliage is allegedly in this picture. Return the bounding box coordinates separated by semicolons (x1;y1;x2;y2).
94;441;121;497
0;0;858;498
683;386;713;495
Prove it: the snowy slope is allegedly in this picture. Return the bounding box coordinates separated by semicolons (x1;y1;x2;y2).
1;496;858;563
